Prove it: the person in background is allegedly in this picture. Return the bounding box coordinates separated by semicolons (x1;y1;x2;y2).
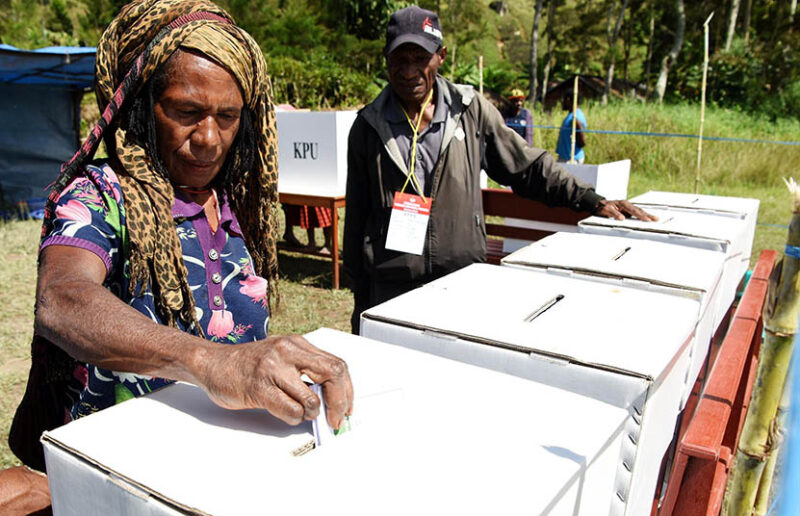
282;204;335;255
9;0;353;475
344;5;654;333
504;88;533;146
556;90;587;163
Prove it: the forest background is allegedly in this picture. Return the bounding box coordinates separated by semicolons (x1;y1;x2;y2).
1;0;799;119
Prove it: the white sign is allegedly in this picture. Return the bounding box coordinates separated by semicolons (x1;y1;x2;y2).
276;110;357;197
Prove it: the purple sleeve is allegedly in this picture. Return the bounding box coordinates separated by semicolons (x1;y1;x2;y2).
40;177;121;275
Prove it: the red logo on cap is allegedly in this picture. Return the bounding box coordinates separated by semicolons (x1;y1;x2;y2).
422;16;442;39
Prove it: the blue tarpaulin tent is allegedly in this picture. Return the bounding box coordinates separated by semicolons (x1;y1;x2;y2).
0;44;95;203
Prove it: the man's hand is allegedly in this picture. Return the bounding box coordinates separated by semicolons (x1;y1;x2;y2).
197;335;354;430
594;199;658;222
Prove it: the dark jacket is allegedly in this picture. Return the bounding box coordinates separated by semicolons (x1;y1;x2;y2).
344;77;603;329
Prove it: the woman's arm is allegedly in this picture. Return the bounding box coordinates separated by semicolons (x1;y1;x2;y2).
36;245;353;428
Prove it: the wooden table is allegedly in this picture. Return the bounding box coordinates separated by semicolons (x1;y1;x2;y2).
279;192;346;288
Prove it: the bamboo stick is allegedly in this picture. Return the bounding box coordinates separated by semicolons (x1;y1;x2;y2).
479;55;483;95
723;178;800;514
695;12;713;194
569;75;578;164
753;376;791;515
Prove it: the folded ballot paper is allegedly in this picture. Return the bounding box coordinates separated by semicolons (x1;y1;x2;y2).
309;383;352;449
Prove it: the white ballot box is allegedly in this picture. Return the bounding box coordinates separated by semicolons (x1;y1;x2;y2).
501;232;726;405
360;264;701;516
43;328;630;516
628;190;759;277
502;159;631;253
276;110;357;196
579;204;752;331
561;159;631;201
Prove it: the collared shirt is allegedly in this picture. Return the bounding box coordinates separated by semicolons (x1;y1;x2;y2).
384;84;449;197
41;162;270;418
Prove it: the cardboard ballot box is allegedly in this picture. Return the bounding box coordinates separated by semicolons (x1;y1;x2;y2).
502;159;631;253
628;190;759;277
42;328;630;516
360;264;701;516
579;204;753;331
561;159;631;201
276;111;357;196
501;232;726;406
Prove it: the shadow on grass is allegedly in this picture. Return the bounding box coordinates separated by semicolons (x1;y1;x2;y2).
277;250;353;290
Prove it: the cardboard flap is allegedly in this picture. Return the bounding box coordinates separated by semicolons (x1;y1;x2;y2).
578;207;744;246
629;191;759;217
364;265;699;380
502;232;725;298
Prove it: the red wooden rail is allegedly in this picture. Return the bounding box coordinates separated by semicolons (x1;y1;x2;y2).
481;188;590;264
658;249;777;516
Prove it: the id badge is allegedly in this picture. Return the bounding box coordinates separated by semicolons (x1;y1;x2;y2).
385;192;431;255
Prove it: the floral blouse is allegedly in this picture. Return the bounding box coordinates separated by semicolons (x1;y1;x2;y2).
41;162;270;418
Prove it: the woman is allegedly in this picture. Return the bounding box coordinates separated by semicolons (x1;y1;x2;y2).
9;0;352;472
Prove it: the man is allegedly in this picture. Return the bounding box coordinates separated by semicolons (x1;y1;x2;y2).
556;90;587;163
344;5;652;333
504;88;533;146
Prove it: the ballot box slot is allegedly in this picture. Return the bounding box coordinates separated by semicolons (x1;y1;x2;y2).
523;294;565;323
611;246;631;261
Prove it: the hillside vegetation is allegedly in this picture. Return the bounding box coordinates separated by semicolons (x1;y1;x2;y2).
1;0;798;119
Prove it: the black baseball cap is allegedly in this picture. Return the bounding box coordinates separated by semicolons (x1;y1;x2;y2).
384;6;443;56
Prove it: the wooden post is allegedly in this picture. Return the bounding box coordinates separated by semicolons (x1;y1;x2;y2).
569;75;579;164
450;45;456;82
479;55;484;95
695;12;714;194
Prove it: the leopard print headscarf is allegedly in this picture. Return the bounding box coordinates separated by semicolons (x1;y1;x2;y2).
44;0;280;333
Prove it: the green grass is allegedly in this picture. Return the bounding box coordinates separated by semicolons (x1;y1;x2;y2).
0;220;40;469
1;101;798;468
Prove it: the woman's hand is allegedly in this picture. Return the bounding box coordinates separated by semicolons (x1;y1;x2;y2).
195;335;354;429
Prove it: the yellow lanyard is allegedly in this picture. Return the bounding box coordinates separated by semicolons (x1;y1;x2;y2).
399;88;434;203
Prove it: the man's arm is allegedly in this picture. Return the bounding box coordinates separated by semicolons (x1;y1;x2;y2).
575;118;586;148
35;245;353;428
479;96;654;220
343;118;371;288
343;117;375;332
479;95;600;211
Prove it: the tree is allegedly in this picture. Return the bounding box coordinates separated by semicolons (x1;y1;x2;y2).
643;0;656;97
540;0;558;103
743;0;753;45
724;0;741;51
602;0;628;105
655;0;685;103
529;0;544;104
